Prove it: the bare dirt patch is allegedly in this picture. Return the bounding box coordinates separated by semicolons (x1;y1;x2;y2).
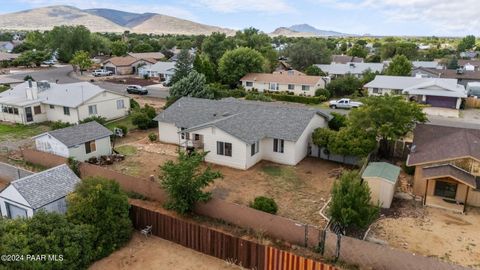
368;199;480;269
0;178;8;190
105;77;158;86
89;232;243;270
131;95;166;110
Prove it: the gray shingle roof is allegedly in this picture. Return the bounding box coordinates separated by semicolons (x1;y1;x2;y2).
154;97;332;144
44;121;113;147
11;164;81;209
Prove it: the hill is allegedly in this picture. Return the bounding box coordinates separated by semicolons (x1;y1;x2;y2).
288;24;349;37
270;27;317;37
84;9;156;28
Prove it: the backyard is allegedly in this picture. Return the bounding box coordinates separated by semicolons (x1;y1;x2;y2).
107;132;344;227
0;122;50;141
367;199;480;269
90;232;242;270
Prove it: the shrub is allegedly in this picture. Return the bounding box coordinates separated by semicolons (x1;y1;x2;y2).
23;75;34;81
50;120;72;130
130;98;140;110
245;92;273;102
143;74;149;79
67;157;81;177
403;162;415;175
315;88;331;99
132;105;157;130
115;125;128;136
328;112;347;131
148;132;158;142
80;116;107;125
267;93;326;104
250;196;278;214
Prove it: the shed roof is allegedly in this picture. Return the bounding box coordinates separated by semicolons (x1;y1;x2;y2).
10;164;80;209
362;162;401;184
37;121;113;147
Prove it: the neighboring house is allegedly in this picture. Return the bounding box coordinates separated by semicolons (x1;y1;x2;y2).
102;56;156;75
364;75;466;109
128;52;165;61
362;162;401;208
0;41;14;53
459;51;478;59
411;61;442;69
168;47;196;62
412;67;480;87
138;61;176;83
331;55;364;64
275;60;292;72
0;52;19;63
33;121;113;161
240;72;326;96
0;80;130;124
272;69;306;76
458;60;480;71
0;164;81;218
467;82;480;97
407;124;480;213
316;62;384;78
154;97;332;170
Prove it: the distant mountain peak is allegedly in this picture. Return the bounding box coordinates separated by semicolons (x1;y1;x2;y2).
287;24;350;37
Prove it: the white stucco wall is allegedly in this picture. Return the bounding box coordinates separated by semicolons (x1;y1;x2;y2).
158;122;180;144
45;105;80;124
0;103;47;124
242;80;324;96
364;176;396;208
0;185;34;218
35;134;70;157
77;92;130;121
67;136;112;161
293;114;327;164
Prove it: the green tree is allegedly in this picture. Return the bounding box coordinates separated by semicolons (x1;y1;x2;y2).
385;55;412;76
67;177;132;259
328;127;377;157
131;104;157;130
132;43;154;53
304;64;324;76
170;48;194;85
111;40;128;56
193;53;215;83
457;35;476;52
328;112;347;131
360;69;378;85
160;151;222;214
349;95;427;157
365;54;381;63
326;75;362;97
201;32;235;66
347;44;368;58
14;50;51;67
329;170;379;233
234;28;277;71
447;56;459;70
285;39;332;70
218;47;265;86
47;25;92;62
90;33;112;55
70;50;93;75
169;70;212;99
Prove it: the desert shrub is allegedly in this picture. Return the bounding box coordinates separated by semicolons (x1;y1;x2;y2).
148;132;158;142
315;88;331;99
250;196;278;214
50;120;72;130
79;116;107;125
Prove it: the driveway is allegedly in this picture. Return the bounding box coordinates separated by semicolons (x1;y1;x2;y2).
423;107;459;118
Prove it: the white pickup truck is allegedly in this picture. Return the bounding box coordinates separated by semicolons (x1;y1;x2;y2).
329;98;363;109
92;69;113;77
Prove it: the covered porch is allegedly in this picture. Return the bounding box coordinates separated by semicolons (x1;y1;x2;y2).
422;164;478;213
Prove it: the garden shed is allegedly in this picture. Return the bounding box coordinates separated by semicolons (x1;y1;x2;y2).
362;162;401;208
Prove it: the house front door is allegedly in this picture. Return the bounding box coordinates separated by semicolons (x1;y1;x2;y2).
25;107;33;122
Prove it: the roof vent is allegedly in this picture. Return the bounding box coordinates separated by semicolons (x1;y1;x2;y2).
410;145;416;153
222;112;231;117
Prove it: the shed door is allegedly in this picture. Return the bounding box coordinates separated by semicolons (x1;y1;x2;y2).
426;96;457;109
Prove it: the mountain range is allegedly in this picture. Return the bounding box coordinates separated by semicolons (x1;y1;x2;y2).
0;5;352;37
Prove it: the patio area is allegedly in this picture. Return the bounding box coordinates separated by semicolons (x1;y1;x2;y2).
425;195;464;213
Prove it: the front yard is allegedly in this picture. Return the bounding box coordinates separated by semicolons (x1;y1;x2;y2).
106;132;344;227
367;199;480;269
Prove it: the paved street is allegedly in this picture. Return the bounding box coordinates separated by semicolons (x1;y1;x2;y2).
5;65;169;99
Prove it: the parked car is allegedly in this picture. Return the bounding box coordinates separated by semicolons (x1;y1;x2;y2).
92;69;113;77
126;85;148;95
42;60;56;66
329;98;363;109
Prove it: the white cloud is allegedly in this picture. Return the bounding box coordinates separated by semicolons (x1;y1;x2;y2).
192;0;294;13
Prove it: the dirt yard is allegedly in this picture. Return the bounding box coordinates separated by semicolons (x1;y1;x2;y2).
130;95;166;110
0;178;8;190
108;132;344;227
368;199;480;269
89;233;243;270
105;77;158;86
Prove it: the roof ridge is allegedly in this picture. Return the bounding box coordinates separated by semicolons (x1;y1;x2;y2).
11;164;68;184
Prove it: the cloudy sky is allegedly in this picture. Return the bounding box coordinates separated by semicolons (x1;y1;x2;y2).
0;0;478;36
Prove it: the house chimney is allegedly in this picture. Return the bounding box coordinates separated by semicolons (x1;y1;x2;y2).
25;81;38;100
28;79;32;88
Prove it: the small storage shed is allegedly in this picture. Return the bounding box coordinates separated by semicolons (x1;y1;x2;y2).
362;162;401;208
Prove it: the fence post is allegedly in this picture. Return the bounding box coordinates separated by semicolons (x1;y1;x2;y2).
304;225;308;247
318;229;326;255
334;233;341;262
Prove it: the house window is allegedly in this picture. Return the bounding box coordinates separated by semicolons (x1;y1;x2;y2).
434;181;457;199
88;105;97;115
5;202;28;218
246;81;253;87
180;128;190;140
13;108;18;115
116;100;125;109
85;140;96;154
392;89;402;95
33;105;41;115
63;106;70;115
49;105;54;109
273;139;284;153
372;88;379;94
251;141;259;156
288;84;294;90
301;85;310;91
269;83;279;90
217;141;232;157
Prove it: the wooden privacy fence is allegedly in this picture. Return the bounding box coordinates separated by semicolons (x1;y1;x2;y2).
465;97;480;108
265;246;337;270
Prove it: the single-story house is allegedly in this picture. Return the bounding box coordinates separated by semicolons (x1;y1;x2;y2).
0;80;130;124
154;97;332;170
138;61;176;83
412;67;480;87
458;60;480;71
0;41;14;53
364;75;467;109
102;55;156;75
459;51;478;59
362;162;401;208
0;52;19;63
33;121;113;161
240;72;327;96
316;62;384;78
411;61;442;69
407;124;480;213
331;55;364;64
275;60;292;72
0;164;81;218
128;52;165;61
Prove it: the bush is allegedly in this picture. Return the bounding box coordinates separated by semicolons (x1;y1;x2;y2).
245;92;273;102
132;105;157;130
130;98;140;110
23;75;34;81
50;120;72;130
67;157;81;177
148;132;158;142
164;95;180;109
143;74;150;79
315;88;331;99
116;125;128;136
250;196;278;214
80;116;107;125
267;93;326;104
328;112;347;131
403;162;415;175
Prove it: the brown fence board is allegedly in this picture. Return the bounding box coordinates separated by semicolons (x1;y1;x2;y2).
265;246;338;270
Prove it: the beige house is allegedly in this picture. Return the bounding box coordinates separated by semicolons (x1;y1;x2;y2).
407;124;480;213
362;162;401;208
103;55;156;75
0;81;130;124
240;72;327;96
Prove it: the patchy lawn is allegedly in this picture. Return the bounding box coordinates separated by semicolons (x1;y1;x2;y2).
367;199;480;269
0;122;50;141
106;115;136;132
116;145;138;156
90;232;242;270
